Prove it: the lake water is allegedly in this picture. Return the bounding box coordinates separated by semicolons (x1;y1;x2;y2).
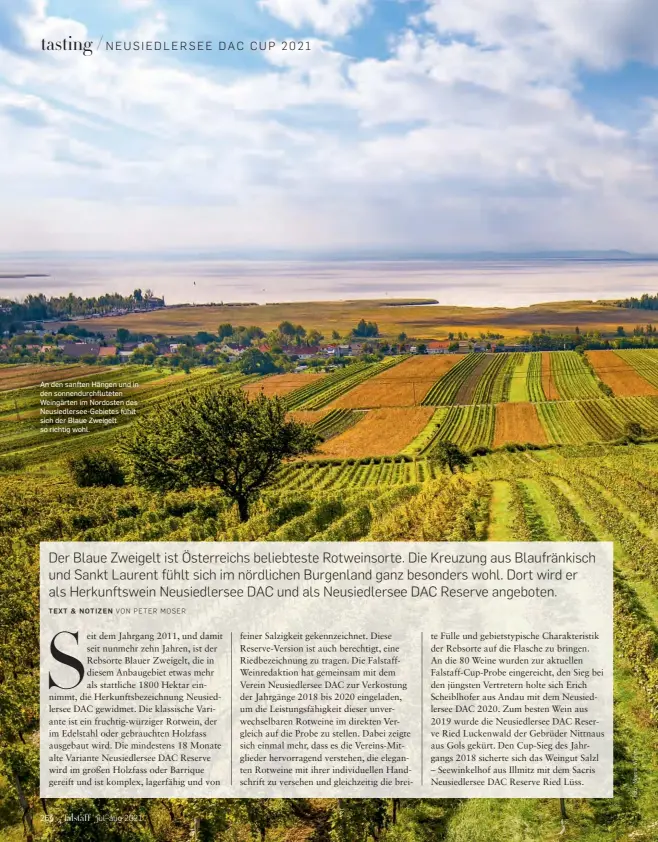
0;256;657;307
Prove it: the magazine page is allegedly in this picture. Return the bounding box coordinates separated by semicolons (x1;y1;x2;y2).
0;1;656;840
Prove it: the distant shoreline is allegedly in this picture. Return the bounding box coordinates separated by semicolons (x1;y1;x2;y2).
0;274;50;279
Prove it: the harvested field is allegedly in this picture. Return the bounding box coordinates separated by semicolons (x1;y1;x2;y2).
586;351;658;397
493;402;548;447
0;364;94;391
243;373;324;398
541;352;561;400
453;355;494;404
316;407;433;457
287;409;333;425
329;355;461;408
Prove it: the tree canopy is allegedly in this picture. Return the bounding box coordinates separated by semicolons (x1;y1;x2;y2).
238;348;281;374
121;386;320;519
431;441;472;473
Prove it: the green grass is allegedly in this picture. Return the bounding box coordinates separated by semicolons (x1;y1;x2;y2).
508;352;531;402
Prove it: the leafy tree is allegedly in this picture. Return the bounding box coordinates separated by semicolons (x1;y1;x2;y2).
353;318;379;338
239;348;281;375
332;329;341;340
130;342;157;364
67;451;125;487
624;421;644;441
306;329;324;346
218;322;234;340
431;441;472;473
397;332;407;343
121;386;320;520
278;320;297;337
416;343;427;354
133;288;143;303
196;331;217;344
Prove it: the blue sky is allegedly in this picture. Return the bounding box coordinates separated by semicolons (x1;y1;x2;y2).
1;0;658;253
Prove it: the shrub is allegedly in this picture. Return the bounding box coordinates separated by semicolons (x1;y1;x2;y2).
624;421;644;441
469;445;492;457
0;454;25;473
68;451;125;487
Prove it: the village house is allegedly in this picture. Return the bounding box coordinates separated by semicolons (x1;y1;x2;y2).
58;342;100;358
426;340;452;354
281;345;322;359
324;344;352;357
219;343;249;357
98;346;118;358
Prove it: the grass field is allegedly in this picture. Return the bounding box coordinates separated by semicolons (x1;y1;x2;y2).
328;354;460;408
315;406;434;457
507;352;531;401
66;296;658;342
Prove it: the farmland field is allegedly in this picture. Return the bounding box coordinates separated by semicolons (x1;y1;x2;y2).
613;349;658;391
549;350;604;400
541;351;559;399
406;404;495;453
4;350;658;841
422;353;484;405
586;350;658;396
0;363;104;390
286;357;402;409
314;406;434;457
63;294;658;342
328;354;460;408
3;438;658;840
243;371;324;397
507;352;531;401
527;352;546;401
287;408;333;425
470;352;521;404
493;401;548;446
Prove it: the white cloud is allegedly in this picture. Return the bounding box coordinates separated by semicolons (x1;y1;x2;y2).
257;0;371;37
1;0;658;251
423;0;658;69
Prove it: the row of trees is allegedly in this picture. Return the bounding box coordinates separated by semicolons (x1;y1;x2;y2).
618;292;658;310
0;290;163;329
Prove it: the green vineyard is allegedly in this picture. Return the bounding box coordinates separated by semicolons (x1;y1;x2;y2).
4;351;658;841
2;441;658;839
286;356;404;409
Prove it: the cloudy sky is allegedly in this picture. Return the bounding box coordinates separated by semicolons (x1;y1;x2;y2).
1;0;658;253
